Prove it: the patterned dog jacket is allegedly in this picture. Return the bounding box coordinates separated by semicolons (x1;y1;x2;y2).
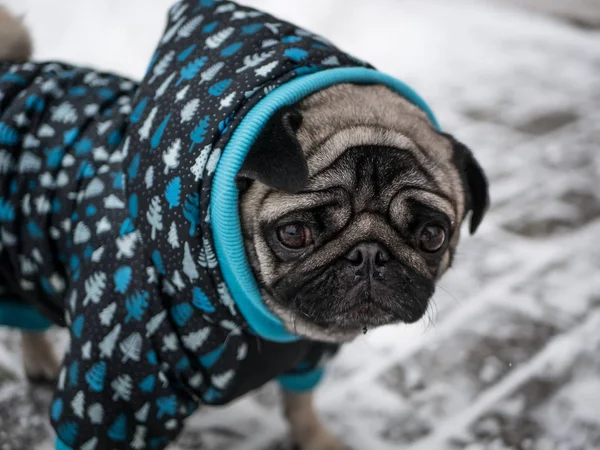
0;1;438;448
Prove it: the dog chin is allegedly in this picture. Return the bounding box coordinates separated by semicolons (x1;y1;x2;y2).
307;292;429;332
263;288;430;343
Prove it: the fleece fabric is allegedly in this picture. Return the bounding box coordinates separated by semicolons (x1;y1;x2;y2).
0;1;439;449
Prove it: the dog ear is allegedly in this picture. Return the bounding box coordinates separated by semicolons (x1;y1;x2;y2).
444;133;490;234
237;106;308;193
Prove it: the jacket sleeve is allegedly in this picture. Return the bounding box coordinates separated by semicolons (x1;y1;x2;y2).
276;342;339;392
50;278;199;449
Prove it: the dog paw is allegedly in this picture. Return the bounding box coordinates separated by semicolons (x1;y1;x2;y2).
21;332;60;384
296;428;346;450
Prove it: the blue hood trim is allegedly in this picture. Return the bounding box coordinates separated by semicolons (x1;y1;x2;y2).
211;67;440;343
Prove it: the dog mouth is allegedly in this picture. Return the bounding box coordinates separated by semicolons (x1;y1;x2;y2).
330;302;399;329
337;281;394;314
270;261;435;334
293;280;429;331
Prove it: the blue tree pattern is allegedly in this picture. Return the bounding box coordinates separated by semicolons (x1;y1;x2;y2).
127;152;141;180
57;421;79;446
208;78;232;96
108;413;128;441
113;266;132;294
0;198;15;223
176;57;208;86
170;302;194;327
220;42;243;57
192;286;215;313
44;146;64;169
129;194;139;219
139;374;156;393
131;97;149;123
241;23;263;35
51;398;64;421
156;395;178;419
165;176;182;209
202;20;219;34
177;44;197;62
26;94;46;111
151;113;171;151
85;361;107;392
183;192;200;236
124;291;150;323
0;122;19;145
284;47;309;62
188;115;211;152
72;315;85;339
68;360;80;387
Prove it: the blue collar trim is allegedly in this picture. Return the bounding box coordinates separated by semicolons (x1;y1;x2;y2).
211;67;440;343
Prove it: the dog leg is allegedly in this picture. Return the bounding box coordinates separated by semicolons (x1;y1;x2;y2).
21;331;60;384
282;390;344;450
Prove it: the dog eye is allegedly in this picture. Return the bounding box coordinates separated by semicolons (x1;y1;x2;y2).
277;223;313;249
418;224;446;253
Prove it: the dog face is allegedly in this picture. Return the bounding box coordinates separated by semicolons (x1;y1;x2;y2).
239;84;489;342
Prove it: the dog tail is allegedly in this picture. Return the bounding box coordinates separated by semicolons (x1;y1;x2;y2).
0;4;32;61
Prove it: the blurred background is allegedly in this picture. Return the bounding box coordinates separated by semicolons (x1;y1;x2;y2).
1;0;599;449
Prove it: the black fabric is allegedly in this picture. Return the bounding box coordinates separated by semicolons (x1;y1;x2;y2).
0;0;371;448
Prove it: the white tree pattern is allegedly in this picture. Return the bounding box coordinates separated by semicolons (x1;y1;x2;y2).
146;196;163;240
163;138;181;174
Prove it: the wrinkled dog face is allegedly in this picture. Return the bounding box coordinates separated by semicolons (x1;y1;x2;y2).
239;84;489;342
254;146;450;330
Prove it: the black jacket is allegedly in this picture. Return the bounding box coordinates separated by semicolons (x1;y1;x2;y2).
0;1;438;449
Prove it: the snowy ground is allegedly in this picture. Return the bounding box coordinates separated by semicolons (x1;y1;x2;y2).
1;0;600;449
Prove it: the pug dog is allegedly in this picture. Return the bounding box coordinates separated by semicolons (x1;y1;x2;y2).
0;4;488;450
238;84;488;448
240;84;488;341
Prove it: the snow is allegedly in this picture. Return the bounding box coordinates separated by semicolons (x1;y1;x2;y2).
2;0;600;449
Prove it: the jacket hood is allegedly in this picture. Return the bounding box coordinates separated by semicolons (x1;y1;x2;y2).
125;0;440;343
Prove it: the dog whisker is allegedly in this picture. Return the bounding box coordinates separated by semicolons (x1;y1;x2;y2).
436;283;463;306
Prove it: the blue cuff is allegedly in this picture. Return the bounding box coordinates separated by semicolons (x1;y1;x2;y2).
0;302;53;331
277;368;325;392
56;438;73;450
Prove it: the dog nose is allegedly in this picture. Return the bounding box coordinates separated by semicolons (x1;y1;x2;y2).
345;243;389;275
